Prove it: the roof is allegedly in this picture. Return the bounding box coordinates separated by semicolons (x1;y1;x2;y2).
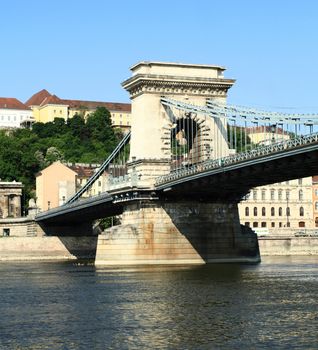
0;97;30;110
67;163;101;178
25;89;51;107
26;89;131;112
246;126;285;135
63;99;131;112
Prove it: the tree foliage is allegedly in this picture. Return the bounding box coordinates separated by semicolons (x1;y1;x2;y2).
0;107;121;208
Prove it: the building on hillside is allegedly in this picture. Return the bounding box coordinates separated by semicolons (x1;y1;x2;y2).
246;126;290;145
0;181;23;218
35;161;107;211
238;177;314;233
0;97;34;129
25;89;131;130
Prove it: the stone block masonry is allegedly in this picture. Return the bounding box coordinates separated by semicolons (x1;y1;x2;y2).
95;200;260;265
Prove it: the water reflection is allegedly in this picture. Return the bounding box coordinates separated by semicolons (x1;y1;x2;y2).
0;258;317;349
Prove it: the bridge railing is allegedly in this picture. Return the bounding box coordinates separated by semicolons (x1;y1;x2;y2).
155;132;318;186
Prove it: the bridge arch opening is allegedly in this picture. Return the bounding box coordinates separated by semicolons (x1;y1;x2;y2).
170;114;207;171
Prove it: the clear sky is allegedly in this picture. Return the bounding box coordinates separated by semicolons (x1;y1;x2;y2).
1;0;318;112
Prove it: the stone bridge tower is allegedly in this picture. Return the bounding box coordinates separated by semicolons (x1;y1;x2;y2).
122;61;235;187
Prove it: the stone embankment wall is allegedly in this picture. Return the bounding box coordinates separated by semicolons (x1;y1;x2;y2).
259;236;318;255
0;236;97;261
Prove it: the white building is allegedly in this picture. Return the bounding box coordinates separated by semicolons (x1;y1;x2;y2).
0;97;34;129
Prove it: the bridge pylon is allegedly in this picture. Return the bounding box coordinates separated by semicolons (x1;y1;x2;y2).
121;61;235;188
95;62;260;265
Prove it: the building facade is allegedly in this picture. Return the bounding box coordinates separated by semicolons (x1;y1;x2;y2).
0;181;23;218
0;98;34;129
36;161;107;211
25;89;131;130
238;177;314;233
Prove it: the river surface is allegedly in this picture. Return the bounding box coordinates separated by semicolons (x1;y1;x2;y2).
0;256;317;349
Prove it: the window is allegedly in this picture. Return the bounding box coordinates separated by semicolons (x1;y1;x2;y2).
286;222;290;227
271;222;275;227
261;222;267;227
62;196;66;204
315;189;318;196
299;207;304;216
315;202;318;211
271;207;275;216
245;207;249;216
98;181;101;187
299;190;303;201
299;221;305;228
298;178;303;185
279;222;282;227
254;207;258;216
278;190;282;200
279;207;282;216
245;222;250;227
261;190;266;200
253;190;257;200
270;190;275;200
286;207;290;216
286;190;290;200
253;222;258;228
262;207;266;216
315;217;318;227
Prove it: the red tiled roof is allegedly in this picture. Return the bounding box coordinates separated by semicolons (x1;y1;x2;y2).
63;99;131;112
25;89;52;107
42;94;66;106
0;97;30;110
26;90;131;112
246;126;285;135
67;164;99;177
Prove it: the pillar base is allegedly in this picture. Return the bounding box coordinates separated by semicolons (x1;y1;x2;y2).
95;200;260;266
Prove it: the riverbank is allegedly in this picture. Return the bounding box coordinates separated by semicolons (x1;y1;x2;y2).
0;236;97;261
0;235;318;261
258;236;318;255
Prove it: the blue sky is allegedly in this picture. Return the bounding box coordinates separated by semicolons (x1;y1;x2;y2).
1;0;318;112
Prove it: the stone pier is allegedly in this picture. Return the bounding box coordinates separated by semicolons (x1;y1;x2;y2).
95;200;260;265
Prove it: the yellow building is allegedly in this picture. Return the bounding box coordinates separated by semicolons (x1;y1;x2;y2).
25;89;131;130
246;126;290;145
36;161;108;211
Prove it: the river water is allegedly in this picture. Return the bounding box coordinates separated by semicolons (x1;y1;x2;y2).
0;256;317;349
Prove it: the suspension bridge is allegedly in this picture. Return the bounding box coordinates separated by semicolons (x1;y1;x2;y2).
35;61;318;265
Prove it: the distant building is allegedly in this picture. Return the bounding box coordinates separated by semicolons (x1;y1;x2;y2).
0;97;34;129
312;176;318;228
35;161;107;211
246;126;290;145
238;177;314;232
0;181;23;218
239;127;315;233
25;89;131;130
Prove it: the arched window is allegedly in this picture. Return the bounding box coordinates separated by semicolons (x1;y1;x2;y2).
299;207;304;216
286;207;290;216
271;207;275;216
262;207;266;216
279;207;282;216
254;207;258;216
245;207;249;216
299;190;303;201
299;221;305;228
